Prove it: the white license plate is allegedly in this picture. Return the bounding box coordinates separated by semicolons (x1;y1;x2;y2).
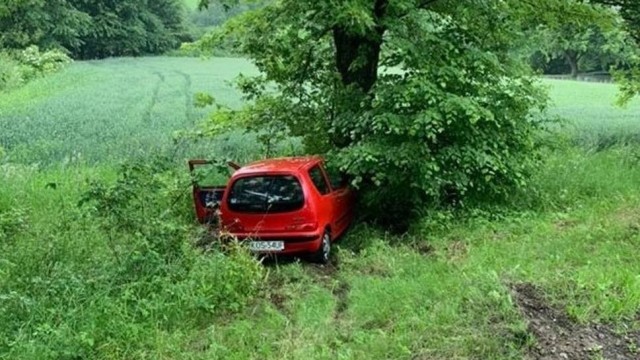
248;241;285;252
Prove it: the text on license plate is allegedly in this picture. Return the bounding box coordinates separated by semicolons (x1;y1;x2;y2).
248;241;284;252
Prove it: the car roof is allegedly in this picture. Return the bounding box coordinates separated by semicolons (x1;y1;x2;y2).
233;156;323;176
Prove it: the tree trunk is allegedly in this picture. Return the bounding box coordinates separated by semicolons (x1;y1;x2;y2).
332;0;387;93
564;50;579;79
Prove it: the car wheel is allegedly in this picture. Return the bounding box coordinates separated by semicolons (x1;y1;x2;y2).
312;231;331;264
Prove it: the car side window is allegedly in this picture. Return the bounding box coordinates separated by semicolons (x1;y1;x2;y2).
325;165;345;190
309;166;330;195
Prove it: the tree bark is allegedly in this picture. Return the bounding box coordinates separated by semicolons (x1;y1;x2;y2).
564;50;579;79
332;0;387;93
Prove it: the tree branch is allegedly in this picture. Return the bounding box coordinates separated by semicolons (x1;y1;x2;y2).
417;0;439;9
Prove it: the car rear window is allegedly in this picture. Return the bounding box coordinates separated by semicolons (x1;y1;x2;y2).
227;175;304;213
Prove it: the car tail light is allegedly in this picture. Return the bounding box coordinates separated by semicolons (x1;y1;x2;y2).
285;222;318;231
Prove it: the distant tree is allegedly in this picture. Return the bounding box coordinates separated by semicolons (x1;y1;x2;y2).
0;0;90;51
535;19;635;77
189;0;263;28
592;0;640;104
70;0;189;59
0;0;189;59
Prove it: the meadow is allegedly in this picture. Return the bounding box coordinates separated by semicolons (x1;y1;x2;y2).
1;58;640;359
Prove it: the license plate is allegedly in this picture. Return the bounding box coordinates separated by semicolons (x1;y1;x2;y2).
248;241;284;252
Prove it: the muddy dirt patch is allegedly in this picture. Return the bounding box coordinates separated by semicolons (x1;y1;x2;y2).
511;283;639;360
332;281;350;317
412;241;435;256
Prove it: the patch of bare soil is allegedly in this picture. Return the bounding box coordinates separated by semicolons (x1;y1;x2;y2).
611;207;640;237
268;288;290;314
332;281;350;317
412;241;435;256
307;259;340;277
511;283;640;360
554;219;578;231
445;240;468;262
303;253;341;288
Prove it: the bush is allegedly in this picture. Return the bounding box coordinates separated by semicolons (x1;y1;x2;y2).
16;46;71;80
0;53;23;91
0;46;71;92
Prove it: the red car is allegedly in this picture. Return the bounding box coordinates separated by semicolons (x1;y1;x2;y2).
189;156;355;263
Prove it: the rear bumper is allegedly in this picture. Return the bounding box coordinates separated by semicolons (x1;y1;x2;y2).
231;231;322;255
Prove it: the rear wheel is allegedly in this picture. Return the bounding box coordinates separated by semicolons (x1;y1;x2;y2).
311;231;331;264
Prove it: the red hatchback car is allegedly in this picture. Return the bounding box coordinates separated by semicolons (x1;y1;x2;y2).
189;156;355;263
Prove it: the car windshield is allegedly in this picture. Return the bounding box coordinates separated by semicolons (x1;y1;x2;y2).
228;175;304;213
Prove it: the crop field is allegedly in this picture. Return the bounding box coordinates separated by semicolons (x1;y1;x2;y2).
0;57;258;165
546;79;640;150
1;58;640;359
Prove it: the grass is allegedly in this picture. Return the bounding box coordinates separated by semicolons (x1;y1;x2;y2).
1;59;640;359
194;146;640;359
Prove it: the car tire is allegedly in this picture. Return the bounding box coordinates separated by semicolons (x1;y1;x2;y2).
311;231;331;264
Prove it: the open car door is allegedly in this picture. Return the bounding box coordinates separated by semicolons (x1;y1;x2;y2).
188;159;240;225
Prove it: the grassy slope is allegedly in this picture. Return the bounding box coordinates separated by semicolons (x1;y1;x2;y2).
201;80;640;359
2;58;640;359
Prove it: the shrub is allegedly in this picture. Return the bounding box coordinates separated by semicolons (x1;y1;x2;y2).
0;46;71;92
16;46;71;81
0;52;23;91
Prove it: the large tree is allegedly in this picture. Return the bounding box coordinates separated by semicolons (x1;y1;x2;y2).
196;0;607;225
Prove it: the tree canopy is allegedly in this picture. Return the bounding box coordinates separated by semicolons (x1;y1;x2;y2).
594;0;640;43
590;0;640;103
527;4;636;78
0;0;189;59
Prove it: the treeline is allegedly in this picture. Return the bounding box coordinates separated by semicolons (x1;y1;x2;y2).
0;0;189;59
527;0;640;77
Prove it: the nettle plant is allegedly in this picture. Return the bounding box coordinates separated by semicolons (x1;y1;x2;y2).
78;159;193;275
194;0;603;225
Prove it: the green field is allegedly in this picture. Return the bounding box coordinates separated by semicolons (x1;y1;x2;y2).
547;79;640;150
1;58;640;359
0;57;258;165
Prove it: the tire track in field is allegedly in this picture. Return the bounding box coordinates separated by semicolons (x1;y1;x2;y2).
174;70;193;124
143;71;165;125
305;259;353;355
169;70;194;160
